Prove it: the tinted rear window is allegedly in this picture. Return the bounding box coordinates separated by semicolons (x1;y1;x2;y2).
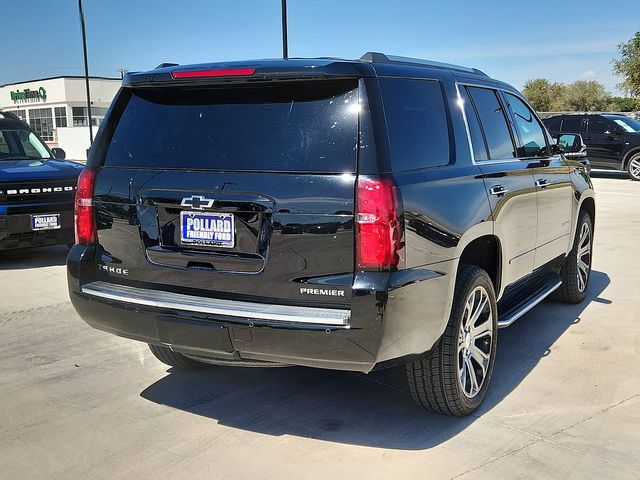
467;86;516;160
543;116;561;132
379;78;450;171
560;116;583;133
104;81;359;172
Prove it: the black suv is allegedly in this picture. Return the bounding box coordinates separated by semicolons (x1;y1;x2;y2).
543;113;640;180
1;111;82;250
68;53;595;416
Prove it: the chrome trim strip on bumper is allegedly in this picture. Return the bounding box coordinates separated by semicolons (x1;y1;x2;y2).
81;281;350;327
497;279;562;328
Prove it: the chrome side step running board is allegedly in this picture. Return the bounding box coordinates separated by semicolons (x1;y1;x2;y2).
81;281;350;327
497;279;562;328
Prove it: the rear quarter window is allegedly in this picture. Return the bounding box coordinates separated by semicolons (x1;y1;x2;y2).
560;116;584;133
379;78;451;171
543;117;561;133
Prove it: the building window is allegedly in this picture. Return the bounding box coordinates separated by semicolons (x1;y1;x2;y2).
72;106;88;126
54;107;67;128
73;106;108;126
12;109;27;122
28;108;54;141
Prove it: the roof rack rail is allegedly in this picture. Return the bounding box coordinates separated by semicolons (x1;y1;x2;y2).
155;62;179;69
359;52;488;76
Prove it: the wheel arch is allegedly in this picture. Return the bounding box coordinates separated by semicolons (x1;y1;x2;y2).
580;195;596;227
458;234;502;297
622;147;640;170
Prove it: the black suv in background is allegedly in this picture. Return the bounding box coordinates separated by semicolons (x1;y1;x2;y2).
544;113;640;180
68;53;595;416
1;111;82;250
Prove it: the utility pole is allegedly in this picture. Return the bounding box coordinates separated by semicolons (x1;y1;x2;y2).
78;0;93;145
281;0;288;59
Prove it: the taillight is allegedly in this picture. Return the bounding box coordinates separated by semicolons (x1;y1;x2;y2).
171;68;256;79
74;169;97;245
355;177;403;271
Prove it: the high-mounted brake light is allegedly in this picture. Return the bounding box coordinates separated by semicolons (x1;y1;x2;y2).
171;68;256;79
74;169;97;245
355;177;403;271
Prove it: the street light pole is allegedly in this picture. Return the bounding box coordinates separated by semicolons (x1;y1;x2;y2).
78;0;93;145
281;0;288;59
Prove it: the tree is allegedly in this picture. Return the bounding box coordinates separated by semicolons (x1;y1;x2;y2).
607;96;639;112
612;32;640;98
563;80;610;111
522;78;566;111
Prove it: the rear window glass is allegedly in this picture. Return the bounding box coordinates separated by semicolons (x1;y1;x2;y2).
467;87;516;160
379;78;450;171
542;116;561;133
560;116;583;133
459;87;488;161
104;81;359;172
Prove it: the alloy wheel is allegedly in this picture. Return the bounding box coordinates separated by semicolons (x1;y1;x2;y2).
630;156;640;180
577;222;591;293
457;286;494;398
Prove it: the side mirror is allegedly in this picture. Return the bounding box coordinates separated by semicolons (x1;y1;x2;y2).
556;134;587;158
51;147;66;160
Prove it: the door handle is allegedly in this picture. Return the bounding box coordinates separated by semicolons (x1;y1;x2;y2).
536;179;550;188
489;185;509;196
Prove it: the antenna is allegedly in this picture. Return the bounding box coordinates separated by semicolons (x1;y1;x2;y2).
78;0;93;145
281;0;288;59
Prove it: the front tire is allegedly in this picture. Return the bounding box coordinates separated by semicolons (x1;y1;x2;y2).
553;210;593;303
406;265;498;416
628;153;640;181
148;344;207;369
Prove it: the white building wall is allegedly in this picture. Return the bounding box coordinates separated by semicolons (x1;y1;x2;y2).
57;127;92;162
0;76;120;155
63;78;120;104
0;77;68;107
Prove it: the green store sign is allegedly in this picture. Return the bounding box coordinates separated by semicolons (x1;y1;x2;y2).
10;87;47;103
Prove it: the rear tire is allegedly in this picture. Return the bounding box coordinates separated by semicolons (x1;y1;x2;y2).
148;344;207;369
406;265;497;416
552;210;593;303
628;153;640;181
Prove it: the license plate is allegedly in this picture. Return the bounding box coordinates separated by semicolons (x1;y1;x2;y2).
31;213;61;231
180;211;234;248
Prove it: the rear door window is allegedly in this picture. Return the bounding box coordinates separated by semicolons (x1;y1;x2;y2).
104;80;359;172
586;117;616;135
467;86;516;160
379;78;451;170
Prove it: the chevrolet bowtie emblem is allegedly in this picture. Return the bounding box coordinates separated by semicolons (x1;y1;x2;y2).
180;195;215;210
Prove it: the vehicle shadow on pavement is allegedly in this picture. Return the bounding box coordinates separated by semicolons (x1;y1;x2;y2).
140;270;610;450
0;245;68;270
589;170;630;180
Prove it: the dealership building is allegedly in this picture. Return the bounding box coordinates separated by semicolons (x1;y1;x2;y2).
0;76;121;160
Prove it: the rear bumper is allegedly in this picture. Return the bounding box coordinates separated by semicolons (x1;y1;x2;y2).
0;208;74;250
68;246;455;373
70;294;377;372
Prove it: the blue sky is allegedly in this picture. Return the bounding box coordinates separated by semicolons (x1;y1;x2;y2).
2;0;639;94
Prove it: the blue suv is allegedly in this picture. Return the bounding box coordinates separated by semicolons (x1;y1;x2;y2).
0;111;83;250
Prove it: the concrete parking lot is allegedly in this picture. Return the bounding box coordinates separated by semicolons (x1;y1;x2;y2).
1;173;638;480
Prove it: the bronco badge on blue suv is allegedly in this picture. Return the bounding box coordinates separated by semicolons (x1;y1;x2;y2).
0;112;82;251
67;53;595;416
